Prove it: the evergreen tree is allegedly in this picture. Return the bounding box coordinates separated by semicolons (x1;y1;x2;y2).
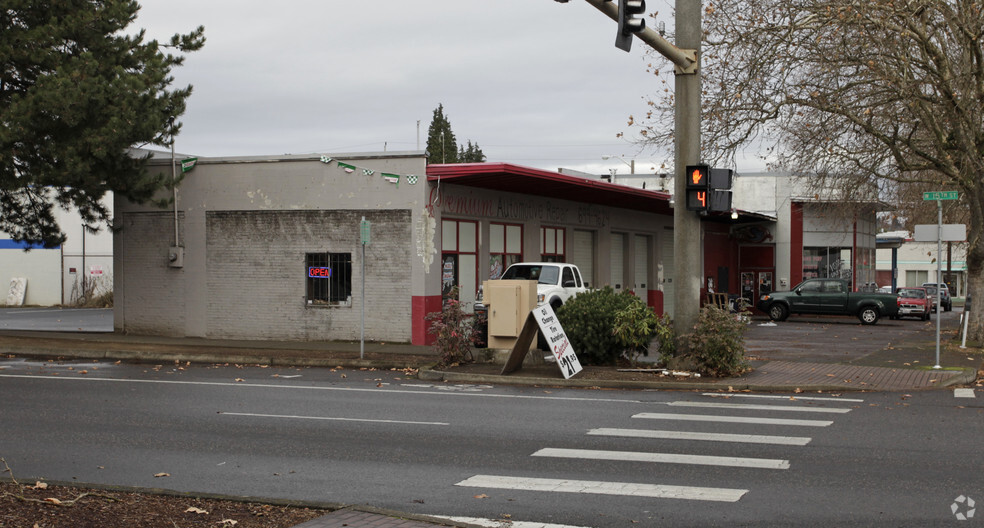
425;103;457;164
460;140;486;163
0;1;205;247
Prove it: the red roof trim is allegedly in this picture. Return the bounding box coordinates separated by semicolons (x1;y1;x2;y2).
426;162;673;215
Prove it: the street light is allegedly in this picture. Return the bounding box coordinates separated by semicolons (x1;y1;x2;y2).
601;154;635;174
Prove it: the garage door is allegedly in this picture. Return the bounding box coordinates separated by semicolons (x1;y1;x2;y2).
611;233;625;291
634;234;649;301
571;229;595;288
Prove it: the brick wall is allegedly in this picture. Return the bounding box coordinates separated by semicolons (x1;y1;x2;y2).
118;212;186;334
205;210;412;341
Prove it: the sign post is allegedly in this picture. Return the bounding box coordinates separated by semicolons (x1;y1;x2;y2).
360;217;371;359
917;192;961;369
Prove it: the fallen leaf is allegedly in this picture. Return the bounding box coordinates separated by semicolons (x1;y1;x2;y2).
43;498;62;505
154;472;170;478
474;494;489;499
186;507;209;514
217;520;238;526
32;481;48;490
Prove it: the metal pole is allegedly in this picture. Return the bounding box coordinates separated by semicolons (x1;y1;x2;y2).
934;199;942;369
361;217;366;360
671;0;702;347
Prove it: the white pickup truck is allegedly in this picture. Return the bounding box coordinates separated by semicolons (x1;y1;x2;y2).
490;262;588;311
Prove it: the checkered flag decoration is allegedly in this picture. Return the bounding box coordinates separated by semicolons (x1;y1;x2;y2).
362;168;375;176
405;174;418;185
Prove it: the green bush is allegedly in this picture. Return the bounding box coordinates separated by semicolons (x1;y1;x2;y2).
686;304;749;377
613;302;675;365
557;287;646;365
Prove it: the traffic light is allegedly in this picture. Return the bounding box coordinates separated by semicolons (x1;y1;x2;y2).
615;0;646;52
685;165;709;212
708;168;733;213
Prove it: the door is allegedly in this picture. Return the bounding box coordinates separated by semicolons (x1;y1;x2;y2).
790;280;822;313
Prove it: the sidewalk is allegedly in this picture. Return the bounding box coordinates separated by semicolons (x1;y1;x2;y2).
0;315;979;391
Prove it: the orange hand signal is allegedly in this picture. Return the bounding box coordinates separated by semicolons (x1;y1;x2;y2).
691;168;703;185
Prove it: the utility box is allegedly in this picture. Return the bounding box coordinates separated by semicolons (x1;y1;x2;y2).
484;279;537;351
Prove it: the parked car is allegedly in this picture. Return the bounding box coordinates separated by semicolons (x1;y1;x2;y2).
877;285;894;294
921;282;952;312
894;287;931;321
757;278;899;325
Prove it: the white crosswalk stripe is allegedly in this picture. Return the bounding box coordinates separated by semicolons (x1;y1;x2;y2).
587;427;812;446
455;475;748;503
633;412;834;427
667;401;852;413
532;447;790;469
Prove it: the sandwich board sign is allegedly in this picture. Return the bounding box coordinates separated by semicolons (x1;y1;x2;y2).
534;304;583;379
500;304;582;379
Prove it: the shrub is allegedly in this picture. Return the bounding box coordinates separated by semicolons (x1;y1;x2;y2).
426;287;481;367
686;304;749;377
613;302;675;365
557;287;643;365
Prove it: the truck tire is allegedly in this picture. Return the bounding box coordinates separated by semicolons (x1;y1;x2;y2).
858;306;880;325
767;303;789;322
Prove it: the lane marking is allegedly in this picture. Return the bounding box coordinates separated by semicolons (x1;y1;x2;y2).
954;388;976;398
533;447;789;470
634;412;833;427
455;475;748;503
218;412;448;426
702;392;865;403
435;516;590;528
668;401;851;413
588;427;812;446
0;374;642;404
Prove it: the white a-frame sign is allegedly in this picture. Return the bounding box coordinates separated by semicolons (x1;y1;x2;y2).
500;304;583;379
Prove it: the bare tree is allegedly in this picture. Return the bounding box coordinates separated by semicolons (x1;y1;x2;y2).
639;0;984;339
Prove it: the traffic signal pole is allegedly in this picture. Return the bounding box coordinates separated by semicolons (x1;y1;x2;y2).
581;0;701;348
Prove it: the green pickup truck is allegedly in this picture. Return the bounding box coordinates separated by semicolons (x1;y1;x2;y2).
756;278;899;325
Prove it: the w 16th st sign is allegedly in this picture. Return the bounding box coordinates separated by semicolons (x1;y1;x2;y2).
534;304;583;379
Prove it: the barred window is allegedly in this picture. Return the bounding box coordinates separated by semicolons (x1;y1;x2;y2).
306;252;352;306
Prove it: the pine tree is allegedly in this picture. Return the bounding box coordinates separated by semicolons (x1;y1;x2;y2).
0;1;205;247
425;103;458;164
461;140;486;163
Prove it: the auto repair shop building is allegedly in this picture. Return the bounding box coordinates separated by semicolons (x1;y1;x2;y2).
113;150;775;345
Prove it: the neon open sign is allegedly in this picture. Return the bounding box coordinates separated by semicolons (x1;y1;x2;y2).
308;267;332;278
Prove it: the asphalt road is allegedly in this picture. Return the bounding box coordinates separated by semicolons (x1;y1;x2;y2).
0;307;112;332
1;359;981;527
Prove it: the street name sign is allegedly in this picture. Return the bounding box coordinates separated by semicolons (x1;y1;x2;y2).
923;191;959;201
913;224;967;242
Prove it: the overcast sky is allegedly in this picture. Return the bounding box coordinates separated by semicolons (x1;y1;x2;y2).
133;1;734;176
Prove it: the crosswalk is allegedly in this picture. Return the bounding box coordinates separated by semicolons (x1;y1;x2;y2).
455;392;861;507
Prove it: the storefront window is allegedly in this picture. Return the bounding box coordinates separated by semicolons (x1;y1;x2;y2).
803;247;852;287
489;222;522;279
541;226;565;262
306;252;352;306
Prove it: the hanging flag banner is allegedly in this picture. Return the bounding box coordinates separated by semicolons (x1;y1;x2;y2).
382;173;400;186
180;157;198;173
338;162;356;173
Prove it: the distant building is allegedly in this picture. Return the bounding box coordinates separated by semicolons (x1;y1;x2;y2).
876;231;967;296
1;198;113;306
